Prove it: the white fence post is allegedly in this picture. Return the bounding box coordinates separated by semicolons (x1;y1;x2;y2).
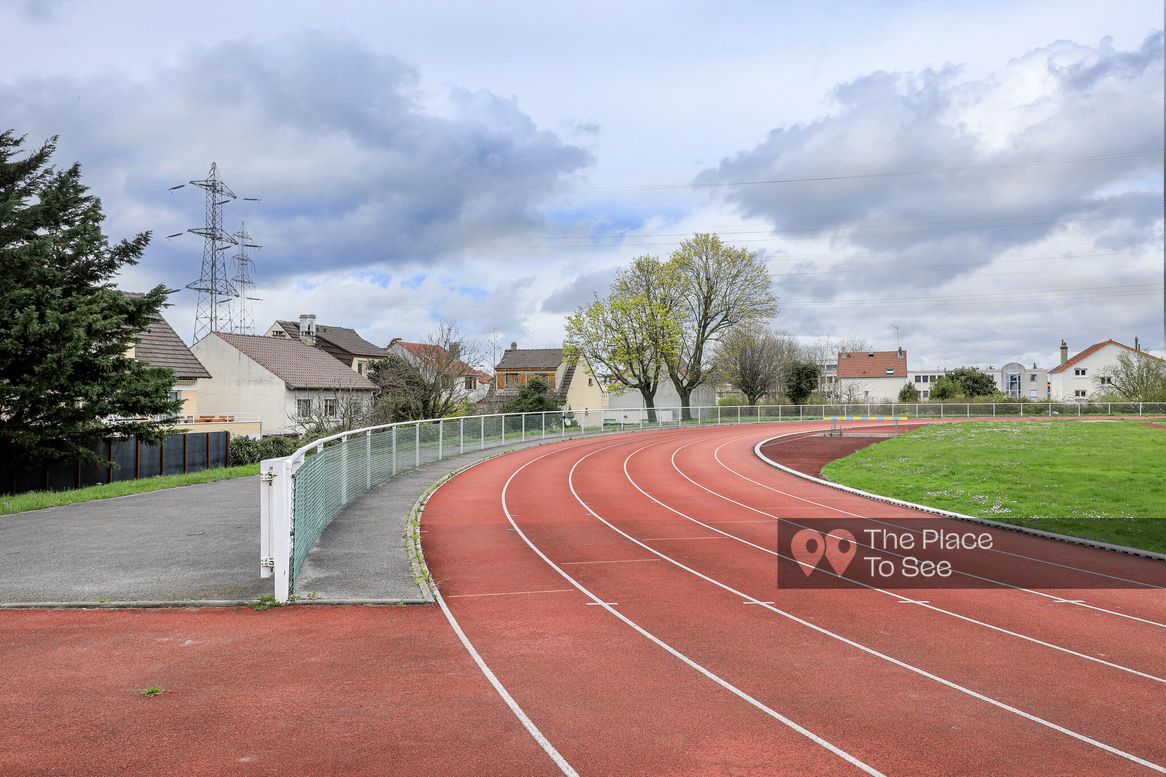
262;456;293;603
460;417;465;454
391;425;397;476
415;423;420;467
438;419;443;461
481;415;485;449
365;430;372;491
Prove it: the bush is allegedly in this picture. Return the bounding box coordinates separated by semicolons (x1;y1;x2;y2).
229;434;300;465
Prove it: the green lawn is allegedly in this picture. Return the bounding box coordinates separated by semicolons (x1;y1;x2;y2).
821;420;1166;554
0;463;260;516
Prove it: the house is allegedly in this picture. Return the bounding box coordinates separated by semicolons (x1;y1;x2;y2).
836;349;909;403
605;370;717;422
1048;339;1162;400
494;343;607;417
192;332;377;435
389;340;493;404
131;312;211;417
129;312;264;437
996;362;1049;400
266;314;385;377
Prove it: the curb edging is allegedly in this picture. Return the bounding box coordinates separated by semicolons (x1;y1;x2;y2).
753;429;1166;563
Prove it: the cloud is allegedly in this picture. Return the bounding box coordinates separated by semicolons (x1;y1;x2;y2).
695;33;1163;294
0;31;592;289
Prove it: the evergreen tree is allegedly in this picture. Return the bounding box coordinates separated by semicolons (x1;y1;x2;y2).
784;361;821;405
0;131;180;465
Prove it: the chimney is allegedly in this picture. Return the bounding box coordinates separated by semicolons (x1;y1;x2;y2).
510;341;517;351
1134;336;1140;352
897;347;904;358
299;314;317;346
1059;340;1068;365
449;341;461;360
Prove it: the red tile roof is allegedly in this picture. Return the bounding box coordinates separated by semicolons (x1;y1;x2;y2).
393;342;490;381
836;350;908;378
1049;340;1163;374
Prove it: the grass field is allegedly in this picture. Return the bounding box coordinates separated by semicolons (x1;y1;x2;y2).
822;420;1166;554
0;464;260;516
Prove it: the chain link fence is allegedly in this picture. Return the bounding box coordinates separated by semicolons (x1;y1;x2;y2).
259;401;1166;601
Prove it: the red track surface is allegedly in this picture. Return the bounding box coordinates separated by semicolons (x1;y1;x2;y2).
3;420;1163;775
423;421;1166;776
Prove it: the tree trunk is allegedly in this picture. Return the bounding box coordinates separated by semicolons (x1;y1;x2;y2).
642;388;658;424
676;384;693;420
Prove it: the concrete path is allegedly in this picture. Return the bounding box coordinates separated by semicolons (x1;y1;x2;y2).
0;441;557;607
0;477;267;605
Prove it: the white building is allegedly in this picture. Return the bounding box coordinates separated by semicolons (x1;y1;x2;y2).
1048;339;1161;400
606;378;717;422
906;370;946;401
391;340;493;404
996;362;1049;400
836;349;909;403
192;332;377;435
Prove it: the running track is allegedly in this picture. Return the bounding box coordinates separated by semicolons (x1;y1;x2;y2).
423;420;1166;776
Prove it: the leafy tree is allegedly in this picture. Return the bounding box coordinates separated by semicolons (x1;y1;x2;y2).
1;131;180;465
945;367;997;398
666;234;777;418
898;382;920;402
504;376;561;412
564;256;681;422
784;361;821;405
929;376;960;400
715;325;798;405
1094;351;1166;401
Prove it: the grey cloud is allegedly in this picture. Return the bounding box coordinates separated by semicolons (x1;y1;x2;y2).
540;269;614;314
696;33;1163;299
0;32;593;287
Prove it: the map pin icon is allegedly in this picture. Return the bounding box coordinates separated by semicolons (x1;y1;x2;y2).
824;529;858;575
790;529;826;576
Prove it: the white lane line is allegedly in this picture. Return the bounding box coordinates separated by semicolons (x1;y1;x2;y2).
447;589;576;599
647;437;1166;683
641;535;730;541
560;558;661;565
568;440;1165;773
711;438;1166;628
433;577;579;776
586;601;618;606
500;443;884;777
744;435;1166;591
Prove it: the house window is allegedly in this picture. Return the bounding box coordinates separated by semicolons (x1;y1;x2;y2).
588;377;593;387
1074;390;1087;398
1030;374;1037;382
297;398;312;417
357;361;366;375
464;376;475;390
885;368;894;376
1074;368;1086;376
1029;389;1038;398
324;398;337;417
921;391;929;400
914;375;921;383
1098;376;1113;385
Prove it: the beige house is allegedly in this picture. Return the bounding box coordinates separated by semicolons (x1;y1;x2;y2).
129;312;263;437
266;314;386;377
193;332;377;435
494;343;607;421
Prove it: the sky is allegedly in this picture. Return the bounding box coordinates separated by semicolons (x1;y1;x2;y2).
1;0;1162;371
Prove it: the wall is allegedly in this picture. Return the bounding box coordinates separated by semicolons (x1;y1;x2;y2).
837;376;908;403
1049;346;1125;400
192;336;293;435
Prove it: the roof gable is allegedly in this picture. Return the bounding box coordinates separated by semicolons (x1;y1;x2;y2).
1049;340;1164;374
496;348;564;370
837;350;907;378
135;315;211;380
214;333;377;390
393;341;489;380
276;320;385;358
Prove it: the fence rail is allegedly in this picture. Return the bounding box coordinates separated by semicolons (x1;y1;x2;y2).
258;401;1166;601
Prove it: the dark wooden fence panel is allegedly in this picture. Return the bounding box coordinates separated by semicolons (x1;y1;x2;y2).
2;431;231;495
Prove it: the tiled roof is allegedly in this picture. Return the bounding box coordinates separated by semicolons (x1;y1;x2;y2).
134;315;211;380
277;320;385;358
214;333;377;390
392;341;489;380
1049;340;1163;374
836;350;908;378
496;347;564;370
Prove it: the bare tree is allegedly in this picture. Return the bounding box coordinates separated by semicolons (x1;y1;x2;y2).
370;321;485;421
287;387;375;441
716;326;800;405
802;335;873;402
1094;351;1166;401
